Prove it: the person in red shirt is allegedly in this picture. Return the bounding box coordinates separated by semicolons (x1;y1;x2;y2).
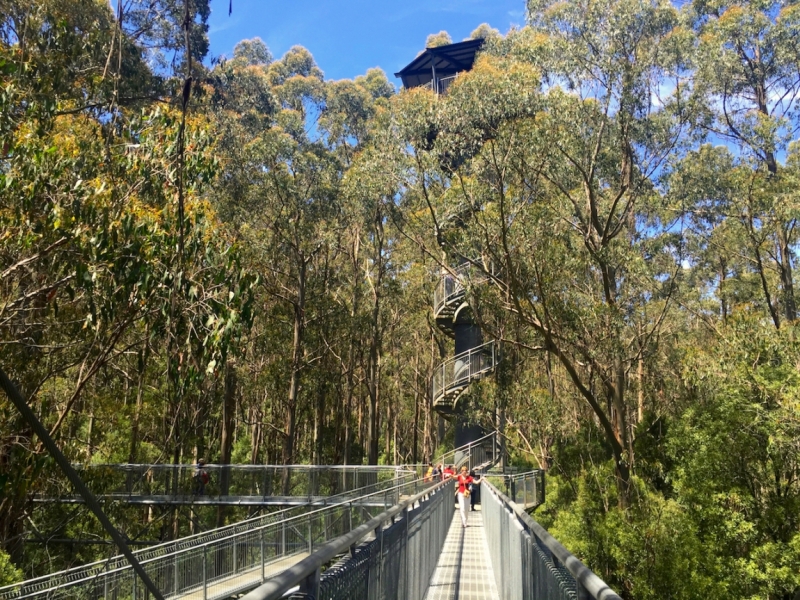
456;465;474;527
443;465;455;480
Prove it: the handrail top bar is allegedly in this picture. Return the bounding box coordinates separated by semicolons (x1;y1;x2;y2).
71;463;415;470
1;475;425;592
144;477;433;560
483;480;622;600
436;430;496;460
241;479;454;600
504;469;544;479
441;259;493;278
435;340;495;365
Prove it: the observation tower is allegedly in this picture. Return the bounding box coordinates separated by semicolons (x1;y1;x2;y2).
396;40;498;452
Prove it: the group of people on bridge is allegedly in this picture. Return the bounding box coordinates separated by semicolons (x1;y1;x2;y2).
425;463;482;528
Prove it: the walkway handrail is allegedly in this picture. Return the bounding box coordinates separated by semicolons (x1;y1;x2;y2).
240;479;454;600
506;469;545;507
0;475;423;600
482;480;621;600
432;340;496;407
40;464;412;502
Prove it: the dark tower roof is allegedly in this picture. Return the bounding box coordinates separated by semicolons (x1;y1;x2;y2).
395;38;485;89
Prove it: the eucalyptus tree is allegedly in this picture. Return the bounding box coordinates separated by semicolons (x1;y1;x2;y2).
228;46;334;472
666;144;783;324
392;0;696;503
326;74;399;464
0;0;252;562
691;0;800;325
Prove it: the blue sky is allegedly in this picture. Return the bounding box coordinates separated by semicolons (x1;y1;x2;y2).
207;0;527;86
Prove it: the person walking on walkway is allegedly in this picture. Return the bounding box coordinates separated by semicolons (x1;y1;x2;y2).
469;469;481;511
456;465;473;528
192;459;209;496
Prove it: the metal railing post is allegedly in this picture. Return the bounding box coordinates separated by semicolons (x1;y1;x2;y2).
233;535;238;575
202;546;207;600
173;551;178;595
299;568;320;599
308;519;313;554
377;523;384;598
281;521;286;555
404;505;410;600
261;528;266;583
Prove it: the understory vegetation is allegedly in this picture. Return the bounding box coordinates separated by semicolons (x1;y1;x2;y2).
1;0;799;597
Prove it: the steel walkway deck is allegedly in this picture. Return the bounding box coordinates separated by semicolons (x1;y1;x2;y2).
424;507;499;600
175;552;308;600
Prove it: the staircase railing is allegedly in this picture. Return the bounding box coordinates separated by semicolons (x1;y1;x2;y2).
433;262;493;320
432;341;496;409
435;431;499;473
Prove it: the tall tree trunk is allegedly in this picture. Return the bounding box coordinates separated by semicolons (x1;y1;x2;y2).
283;261;306;492
384;379;393;461
719;257;728;323
611;356;631;506
129;358;147;464
762;99;795;322
412;343;420;464
367;363;380;465
250;405;262;465
215;361;236;526
637;349;644;424
776;224;796;323
313;378;325;465
86;407;94;461
172;441;182;539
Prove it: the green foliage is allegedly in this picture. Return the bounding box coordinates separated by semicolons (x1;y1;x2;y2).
2;0;800;597
425;31;452;48
232;37;272;66
669;317;800;598
469;23;502;41
0;549;21;586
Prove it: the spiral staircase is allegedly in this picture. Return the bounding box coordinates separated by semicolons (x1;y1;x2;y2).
432;262;497;415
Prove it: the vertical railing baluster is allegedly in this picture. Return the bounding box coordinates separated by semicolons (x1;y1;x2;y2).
281;521;286;556
233;534;237;575
173;551;178;595
202;546;207;600
261;527;266;583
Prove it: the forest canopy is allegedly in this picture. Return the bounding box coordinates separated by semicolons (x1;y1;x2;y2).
1;0;799;598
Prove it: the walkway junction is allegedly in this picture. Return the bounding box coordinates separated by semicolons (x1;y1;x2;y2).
0;432;618;600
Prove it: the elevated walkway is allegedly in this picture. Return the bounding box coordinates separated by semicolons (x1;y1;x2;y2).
3;438;620;600
35;464;413;506
425;509;499;600
35;494;398;508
